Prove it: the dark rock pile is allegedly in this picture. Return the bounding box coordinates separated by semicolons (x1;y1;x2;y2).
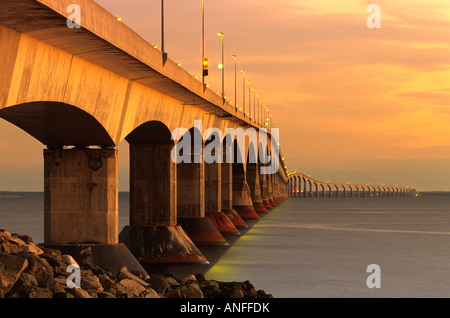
0;230;272;298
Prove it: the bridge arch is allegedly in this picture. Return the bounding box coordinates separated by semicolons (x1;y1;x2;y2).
0;102;114;147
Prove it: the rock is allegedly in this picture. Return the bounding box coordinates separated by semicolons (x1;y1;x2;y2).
117;267;149;287
61;255;78;267
181;275;197;284
98;291;115;298
80;270;103;294
98;273;116;291
200;280;221;298
17;252;54;287
165;289;182;298
39;253;67;269
142;288;160;298
180;283;204;298
118;279;146;297
21;243;43;255
47;277;67;294
0;254;28;294
147;274;178;294
6;272;53;298
67;287;93;299
0;230;11;238
13;234;34;244
7;235;25;247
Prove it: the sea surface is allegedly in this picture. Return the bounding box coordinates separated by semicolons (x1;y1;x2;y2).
1;191;450;298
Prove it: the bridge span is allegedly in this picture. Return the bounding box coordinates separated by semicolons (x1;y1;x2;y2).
0;0;290;273
288;172;417;198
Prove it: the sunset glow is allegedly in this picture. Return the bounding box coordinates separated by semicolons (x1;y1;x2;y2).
0;0;449;191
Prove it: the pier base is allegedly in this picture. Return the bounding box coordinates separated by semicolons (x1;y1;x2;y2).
206;212;240;235
177;217;229;246
118;225;208;264
43;243;148;276
223;208;248;228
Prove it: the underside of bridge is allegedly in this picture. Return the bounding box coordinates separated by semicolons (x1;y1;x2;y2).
0;0;290;274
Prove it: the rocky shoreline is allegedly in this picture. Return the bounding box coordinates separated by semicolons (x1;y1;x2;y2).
0;230;272;298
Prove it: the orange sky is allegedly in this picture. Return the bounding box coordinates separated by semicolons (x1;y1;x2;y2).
0;0;449;191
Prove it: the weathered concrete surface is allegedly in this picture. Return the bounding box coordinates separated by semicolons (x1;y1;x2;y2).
118;225;208;264
247;163;268;213
232;164;260;220
44;148;118;245
128;144;176;227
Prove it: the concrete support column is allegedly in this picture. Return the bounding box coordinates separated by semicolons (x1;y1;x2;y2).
44;148;147;274
272;174;280;203
247;163;268;213
205;161;240;234
44;148;118;245
259;170;273;209
266;173;276;206
177;152;228;246
221;161;247;228
232;164;260;220
119;144;207;264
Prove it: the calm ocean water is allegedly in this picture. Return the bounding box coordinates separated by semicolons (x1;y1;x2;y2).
1;192;450;297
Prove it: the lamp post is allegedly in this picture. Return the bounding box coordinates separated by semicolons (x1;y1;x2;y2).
247;80;251;119
241;70;245;116
232;55;237;112
161;0;165;53
254;94;259;123
252;88;256;122
218;32;224;100
202;0;205;85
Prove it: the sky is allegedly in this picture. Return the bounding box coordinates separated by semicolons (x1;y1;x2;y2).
0;0;449;191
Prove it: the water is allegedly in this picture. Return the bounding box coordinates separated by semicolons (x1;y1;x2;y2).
1;192;449;297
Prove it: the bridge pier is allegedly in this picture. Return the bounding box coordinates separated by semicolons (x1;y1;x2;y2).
221;160;247;228
176;151;228;246
205;160;240;235
232;164;260;220
119;144;207;264
247;163;268;213
43;147;147;274
267;173;277;206
259;171;273;209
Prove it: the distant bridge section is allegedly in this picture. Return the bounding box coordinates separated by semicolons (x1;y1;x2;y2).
288;172;417;198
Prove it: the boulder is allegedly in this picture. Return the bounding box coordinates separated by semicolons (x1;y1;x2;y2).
118;279;146;297
117;267;149;287
80;270;103;294
180;283;204;298
0;254;28;294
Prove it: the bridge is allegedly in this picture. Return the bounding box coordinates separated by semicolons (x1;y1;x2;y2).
0;0;417;275
288;172;417;198
0;0;289;273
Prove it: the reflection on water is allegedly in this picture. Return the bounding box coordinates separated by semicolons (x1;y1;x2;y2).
2;192;450;297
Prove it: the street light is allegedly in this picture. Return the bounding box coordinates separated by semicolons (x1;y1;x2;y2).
201;0;206;85
232;55;237;112
255;93;259;124
247;80;251;118
161;0;165;53
217;32;224;100
241;70;245;116
252;88;256;123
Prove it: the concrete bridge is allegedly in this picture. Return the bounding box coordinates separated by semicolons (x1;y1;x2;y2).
288;172;417;198
0;0;289;273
